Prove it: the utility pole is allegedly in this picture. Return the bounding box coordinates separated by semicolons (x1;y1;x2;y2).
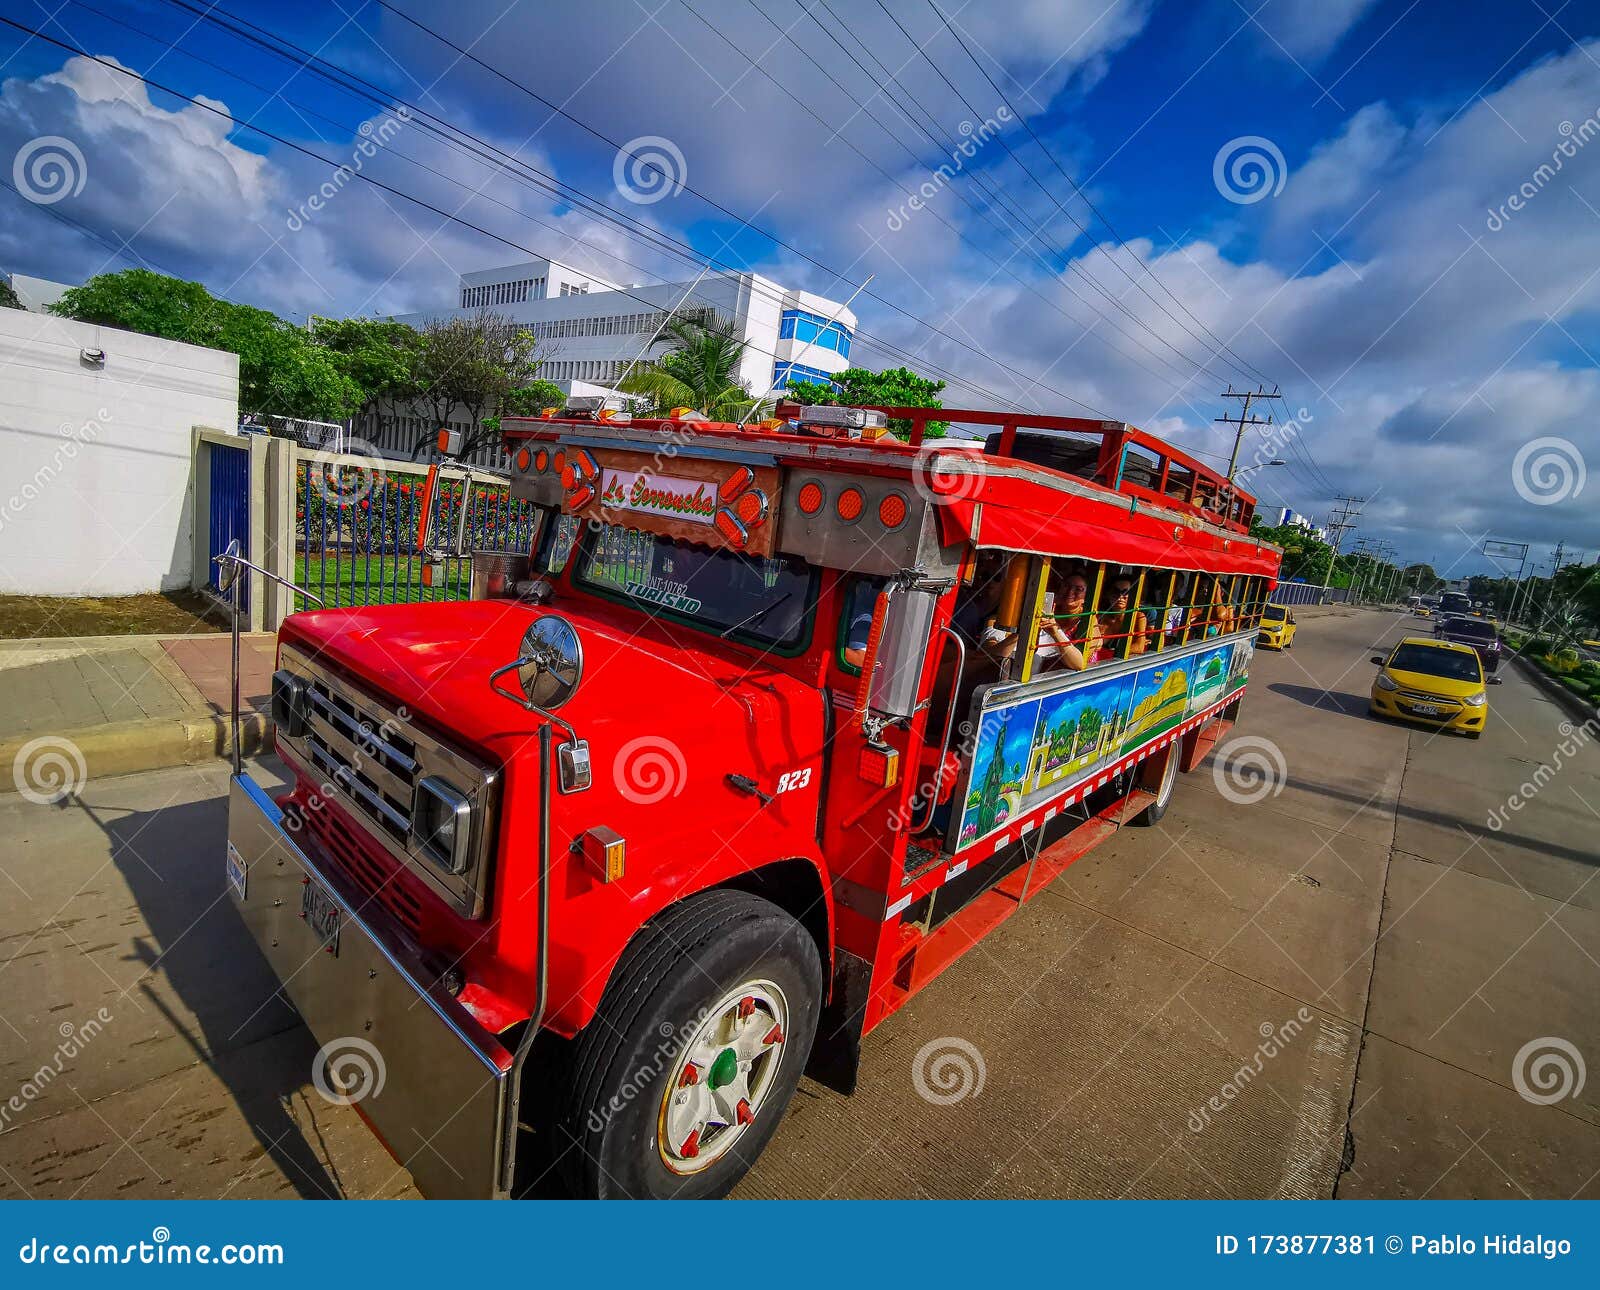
1217;385;1285;479
1324;496;1364;596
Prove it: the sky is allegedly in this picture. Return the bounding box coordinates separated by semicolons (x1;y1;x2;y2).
1;0;1598;581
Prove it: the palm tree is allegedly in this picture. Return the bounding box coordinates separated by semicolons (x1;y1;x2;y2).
620;315;768;420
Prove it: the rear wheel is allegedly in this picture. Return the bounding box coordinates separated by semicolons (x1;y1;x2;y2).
553;889;821;1199
1130;743;1179;826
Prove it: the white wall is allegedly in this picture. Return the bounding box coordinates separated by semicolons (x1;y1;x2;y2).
0;310;239;596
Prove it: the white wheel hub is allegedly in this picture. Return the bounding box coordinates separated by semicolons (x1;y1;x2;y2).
658;980;789;1174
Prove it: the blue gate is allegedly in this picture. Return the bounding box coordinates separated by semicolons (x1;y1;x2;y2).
208;441;250;612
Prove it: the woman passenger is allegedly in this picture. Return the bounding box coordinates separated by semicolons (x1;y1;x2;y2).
1098;572;1149;658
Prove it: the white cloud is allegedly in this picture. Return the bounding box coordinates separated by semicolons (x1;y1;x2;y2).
1246;0;1380;62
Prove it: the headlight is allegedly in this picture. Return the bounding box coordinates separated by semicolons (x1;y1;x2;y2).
1462;691;1487;708
413;776;473;874
1374;673;1399;691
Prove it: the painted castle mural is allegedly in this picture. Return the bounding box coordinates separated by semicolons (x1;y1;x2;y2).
952;632;1254;851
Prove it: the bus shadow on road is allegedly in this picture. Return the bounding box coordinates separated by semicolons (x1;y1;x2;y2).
1266;682;1371;719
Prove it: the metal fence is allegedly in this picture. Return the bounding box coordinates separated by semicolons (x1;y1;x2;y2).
1270;581;1351;606
293;453;540;610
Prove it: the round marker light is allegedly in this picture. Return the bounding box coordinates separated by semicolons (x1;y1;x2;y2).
797;481;824;515
836;487;864;523
515;447;532;472
534;448;549;472
878;492;908;529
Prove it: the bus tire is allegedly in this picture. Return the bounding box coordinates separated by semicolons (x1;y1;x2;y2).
1130;743;1179;826
554;889;821;1200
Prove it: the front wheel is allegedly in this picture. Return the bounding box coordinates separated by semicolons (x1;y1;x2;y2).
553;889;821;1199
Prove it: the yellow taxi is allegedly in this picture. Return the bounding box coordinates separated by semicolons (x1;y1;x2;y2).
1256;603;1298;650
1369;637;1499;738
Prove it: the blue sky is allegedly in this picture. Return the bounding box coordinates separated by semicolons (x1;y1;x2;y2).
2;0;1598;578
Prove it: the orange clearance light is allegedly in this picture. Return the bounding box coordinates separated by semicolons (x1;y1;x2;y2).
734;489;767;525
668;406;696;419
540;407;558;418
515;447;532;472
797;480;824;515
836;486;864;522
714;509;750;548
720;466;756;502
576;826;626;883
858;742;900;788
568;484;595;510
878;492;908;529
436;427;462;455
533;448;549;472
553;449;567;477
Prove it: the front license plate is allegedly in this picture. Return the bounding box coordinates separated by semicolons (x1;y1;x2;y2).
1410;704;1441;716
226;842;247;900
301;878;341;957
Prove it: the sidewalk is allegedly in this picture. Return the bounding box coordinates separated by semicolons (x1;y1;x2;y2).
0;632;278;789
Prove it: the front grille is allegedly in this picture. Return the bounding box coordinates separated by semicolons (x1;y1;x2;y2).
1397;689;1461;709
296;797;425;939
277;643;500;920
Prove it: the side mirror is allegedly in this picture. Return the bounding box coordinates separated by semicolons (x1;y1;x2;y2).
216;538;242;594
1370;655;1385;665
858;581;940;724
1489;676;1503;685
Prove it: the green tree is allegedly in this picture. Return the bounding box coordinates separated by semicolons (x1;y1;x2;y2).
310;317;424;419
50;269;359;420
479;379;569;445
786;365;948;439
410;313;547;458
0;274;22;310
619;314;763;420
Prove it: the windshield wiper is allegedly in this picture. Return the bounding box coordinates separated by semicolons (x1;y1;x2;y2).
721;593;793;639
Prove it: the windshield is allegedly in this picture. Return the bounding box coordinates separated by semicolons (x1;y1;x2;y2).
1262;607;1286;623
575;523;816;651
1388;643;1482;682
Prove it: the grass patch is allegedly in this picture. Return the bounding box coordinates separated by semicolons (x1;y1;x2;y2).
293;553;474;609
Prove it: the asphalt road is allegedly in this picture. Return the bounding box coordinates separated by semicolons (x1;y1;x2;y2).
0;608;1594;1199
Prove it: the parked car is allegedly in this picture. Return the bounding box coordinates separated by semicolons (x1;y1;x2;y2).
1435;616;1502;673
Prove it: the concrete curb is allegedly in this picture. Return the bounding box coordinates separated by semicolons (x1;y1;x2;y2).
2;710;273;787
1512;653;1599;728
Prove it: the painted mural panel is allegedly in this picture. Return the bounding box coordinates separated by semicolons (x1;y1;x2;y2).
951;632;1254;853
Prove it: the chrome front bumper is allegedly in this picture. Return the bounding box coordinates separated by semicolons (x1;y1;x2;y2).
226;773;514;1199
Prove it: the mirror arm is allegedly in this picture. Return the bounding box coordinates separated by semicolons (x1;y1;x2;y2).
487;659;580;744
212;552;325;606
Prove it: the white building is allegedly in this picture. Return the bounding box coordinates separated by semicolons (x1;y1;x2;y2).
3;271;72;312
1275;507;1328;542
395;258;858;399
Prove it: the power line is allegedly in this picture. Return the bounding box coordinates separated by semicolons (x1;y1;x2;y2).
1215;384;1283;478
1323;495;1364;589
921;0;1280;392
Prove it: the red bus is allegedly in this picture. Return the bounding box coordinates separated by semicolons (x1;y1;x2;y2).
224;400;1282;1198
